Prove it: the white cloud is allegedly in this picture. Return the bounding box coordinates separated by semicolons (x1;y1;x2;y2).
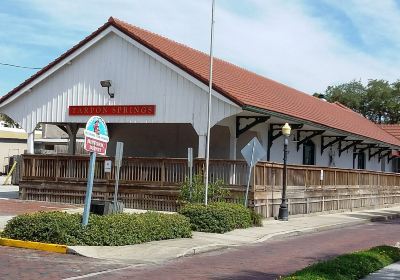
3;0;400;94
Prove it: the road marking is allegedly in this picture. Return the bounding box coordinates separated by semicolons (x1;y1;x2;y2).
62;265;141;280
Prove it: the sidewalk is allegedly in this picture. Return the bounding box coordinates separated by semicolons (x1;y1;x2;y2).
67;205;400;265
362;261;400;279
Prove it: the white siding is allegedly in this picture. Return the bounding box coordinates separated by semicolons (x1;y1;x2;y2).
1;32;240;134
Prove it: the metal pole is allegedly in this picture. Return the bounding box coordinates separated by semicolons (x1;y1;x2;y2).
188;147;193;201
82;151;96;226
114;163;120;206
278;136;289;221
204;0;216;206
244;141;255;207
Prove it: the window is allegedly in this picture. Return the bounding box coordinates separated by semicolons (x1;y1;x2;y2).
357;152;366;169
303;140;315;165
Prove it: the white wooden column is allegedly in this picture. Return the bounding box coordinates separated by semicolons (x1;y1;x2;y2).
228;124;237;160
230;136;237;160
227;120;237;184
198;135;207;158
27;131;35;154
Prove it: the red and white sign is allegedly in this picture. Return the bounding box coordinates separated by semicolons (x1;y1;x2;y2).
69;105;156;116
85;137;108;155
84;116;109;155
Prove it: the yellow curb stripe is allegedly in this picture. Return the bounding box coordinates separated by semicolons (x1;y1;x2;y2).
0;238;67;254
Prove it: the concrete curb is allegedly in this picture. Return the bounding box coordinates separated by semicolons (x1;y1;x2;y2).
175;212;400;259
7;209;396;260
0;237;68;254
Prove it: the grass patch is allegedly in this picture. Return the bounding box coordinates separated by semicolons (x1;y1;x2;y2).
282;245;400;280
1;211;192;246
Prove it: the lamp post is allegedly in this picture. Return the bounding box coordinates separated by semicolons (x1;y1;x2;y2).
278;123;291;221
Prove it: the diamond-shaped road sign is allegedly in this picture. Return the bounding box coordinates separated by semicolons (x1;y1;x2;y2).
241;137;266;167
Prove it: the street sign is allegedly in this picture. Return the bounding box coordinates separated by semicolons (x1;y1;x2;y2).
241;137;266;207
104;160;112;173
241;137;266;168
82;116;109;226
84;116;109;155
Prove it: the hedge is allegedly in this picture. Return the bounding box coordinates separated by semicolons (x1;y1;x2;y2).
179;202;253;233
1;211;192;246
282;245;400;280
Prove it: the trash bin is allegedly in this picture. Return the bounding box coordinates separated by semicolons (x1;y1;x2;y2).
90;200;124;215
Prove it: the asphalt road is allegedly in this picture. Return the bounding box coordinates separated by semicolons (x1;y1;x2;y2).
0;218;399;280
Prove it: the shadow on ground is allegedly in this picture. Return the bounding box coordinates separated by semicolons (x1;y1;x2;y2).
343;211;400;220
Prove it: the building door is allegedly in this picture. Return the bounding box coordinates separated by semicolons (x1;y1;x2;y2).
303;140;315;165
357;152;366;169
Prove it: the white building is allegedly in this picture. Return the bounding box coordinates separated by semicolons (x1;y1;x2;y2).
1;17;399;172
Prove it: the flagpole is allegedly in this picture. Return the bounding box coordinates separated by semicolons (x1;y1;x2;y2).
204;0;216;206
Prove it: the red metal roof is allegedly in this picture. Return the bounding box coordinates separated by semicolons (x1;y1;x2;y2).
2;17;400;147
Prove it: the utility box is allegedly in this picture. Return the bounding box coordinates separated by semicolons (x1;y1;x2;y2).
90;200;124;215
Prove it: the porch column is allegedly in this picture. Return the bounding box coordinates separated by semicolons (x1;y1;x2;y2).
198;134;207;158
66;124;78;155
27;131;35;154
228;121;237;184
229;136;237;160
227;119;237;160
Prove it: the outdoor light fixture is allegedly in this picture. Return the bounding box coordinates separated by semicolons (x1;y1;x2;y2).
282;122;291;137
100;80;114;98
278;122;291;221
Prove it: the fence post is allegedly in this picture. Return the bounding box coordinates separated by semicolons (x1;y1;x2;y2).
322;196;325;212
161;159;165;186
334;170;337;186
350;194;353;211
55;156;60;182
337;195;340;210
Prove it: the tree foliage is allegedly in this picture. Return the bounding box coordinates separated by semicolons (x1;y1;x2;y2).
320;79;400;124
0;113;19;128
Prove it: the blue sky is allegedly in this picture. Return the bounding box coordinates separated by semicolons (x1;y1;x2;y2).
1;0;400;96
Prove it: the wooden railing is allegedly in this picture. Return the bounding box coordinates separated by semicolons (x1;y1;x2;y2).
21;154;400;188
253;163;400;189
21;154;249;186
20;155;400;215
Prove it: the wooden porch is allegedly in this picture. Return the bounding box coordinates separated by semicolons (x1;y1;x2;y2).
19;155;400;217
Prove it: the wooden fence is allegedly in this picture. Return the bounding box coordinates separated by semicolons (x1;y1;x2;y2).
19;155;400;216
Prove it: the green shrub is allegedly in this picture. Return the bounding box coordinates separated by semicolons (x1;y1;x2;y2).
1;211;192;246
282;245;400;280
179;202;252;233
250;210;263;227
179;175;230;204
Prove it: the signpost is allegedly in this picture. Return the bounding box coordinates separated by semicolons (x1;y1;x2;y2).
82;116;109;226
114;142;124;209
187;147;193;201
241;137;266;207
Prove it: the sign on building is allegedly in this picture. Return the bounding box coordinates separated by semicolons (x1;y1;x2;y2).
69;105;156;116
84;116;109;155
